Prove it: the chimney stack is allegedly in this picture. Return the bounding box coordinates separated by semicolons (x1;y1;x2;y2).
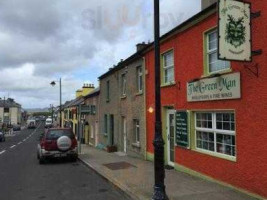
136;42;148;52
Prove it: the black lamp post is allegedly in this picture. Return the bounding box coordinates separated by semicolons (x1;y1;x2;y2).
50;78;62;127
152;0;168;199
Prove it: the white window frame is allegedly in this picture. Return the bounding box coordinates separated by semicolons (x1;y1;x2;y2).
194;111;236;158
121;73;126;96
137;66;143;93
134;119;140;144
162;50;174;84
206;30;230;74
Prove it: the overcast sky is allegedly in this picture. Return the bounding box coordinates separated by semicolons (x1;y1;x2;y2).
0;0;200;109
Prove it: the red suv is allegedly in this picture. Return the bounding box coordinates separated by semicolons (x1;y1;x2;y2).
37;128;78;164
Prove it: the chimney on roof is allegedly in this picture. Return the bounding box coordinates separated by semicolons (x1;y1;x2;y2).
201;0;216;10
136;42;148;52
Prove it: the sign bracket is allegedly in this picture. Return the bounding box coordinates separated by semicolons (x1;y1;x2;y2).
251;11;261;19
244;63;259;78
252;49;262;56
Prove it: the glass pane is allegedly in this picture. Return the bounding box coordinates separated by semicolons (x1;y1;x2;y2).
164;52;174;67
165;67;174;83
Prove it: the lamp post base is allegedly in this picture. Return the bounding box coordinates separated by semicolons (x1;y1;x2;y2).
152;185;169;200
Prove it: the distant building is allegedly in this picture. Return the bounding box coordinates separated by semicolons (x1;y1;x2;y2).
201;0;216;10
0;98;22;125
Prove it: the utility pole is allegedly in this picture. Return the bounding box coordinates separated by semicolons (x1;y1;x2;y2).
152;0;168;199
59;78;62;127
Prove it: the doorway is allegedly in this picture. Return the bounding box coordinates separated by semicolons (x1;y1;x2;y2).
166;109;175;166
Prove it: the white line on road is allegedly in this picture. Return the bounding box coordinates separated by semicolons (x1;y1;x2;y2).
10;145;16;149
0;150;6;155
17;142;22;145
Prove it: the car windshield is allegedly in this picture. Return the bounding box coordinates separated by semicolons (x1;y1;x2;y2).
46;129;74;140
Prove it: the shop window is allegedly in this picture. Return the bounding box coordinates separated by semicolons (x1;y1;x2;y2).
205;30;230;74
162;50;174;84
195;112;235;157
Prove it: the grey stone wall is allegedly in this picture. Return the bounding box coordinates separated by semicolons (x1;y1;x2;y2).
98;57;146;158
117;59;146;158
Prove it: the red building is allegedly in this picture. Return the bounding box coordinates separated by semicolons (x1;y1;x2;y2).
144;2;267;198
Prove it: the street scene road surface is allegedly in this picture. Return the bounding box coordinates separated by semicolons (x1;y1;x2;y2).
0;122;131;200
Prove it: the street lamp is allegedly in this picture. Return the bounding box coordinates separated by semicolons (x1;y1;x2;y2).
152;0;168;199
50;78;62;127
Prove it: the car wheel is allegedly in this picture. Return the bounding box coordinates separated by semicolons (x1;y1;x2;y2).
39;157;45;164
70;156;78;162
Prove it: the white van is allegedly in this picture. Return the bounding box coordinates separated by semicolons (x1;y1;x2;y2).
45;118;53;128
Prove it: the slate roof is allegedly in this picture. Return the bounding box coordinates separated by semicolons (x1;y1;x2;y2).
0;98;21;108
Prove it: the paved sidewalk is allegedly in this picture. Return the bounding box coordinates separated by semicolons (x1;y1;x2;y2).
79;145;260;200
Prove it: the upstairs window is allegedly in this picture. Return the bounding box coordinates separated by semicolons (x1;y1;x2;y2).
121;73;126;97
136;66;143;93
206;30;230;74
162;50;174;84
106;81;110;102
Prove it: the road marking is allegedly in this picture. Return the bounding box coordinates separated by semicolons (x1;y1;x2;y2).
0;150;6;155
23;139;26;141
18;142;22;145
10;145;16;149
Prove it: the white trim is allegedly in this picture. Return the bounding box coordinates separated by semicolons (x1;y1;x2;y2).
166;109;176;166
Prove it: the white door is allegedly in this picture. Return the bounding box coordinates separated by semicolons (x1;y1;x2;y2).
123;117;127;153
167;110;175;166
95;121;98;147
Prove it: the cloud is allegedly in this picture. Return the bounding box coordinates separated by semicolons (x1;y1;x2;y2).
0;0;200;108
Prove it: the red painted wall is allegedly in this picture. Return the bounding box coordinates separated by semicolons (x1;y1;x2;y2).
145;1;267;197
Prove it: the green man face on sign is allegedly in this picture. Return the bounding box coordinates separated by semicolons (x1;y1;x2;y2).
225;15;246;48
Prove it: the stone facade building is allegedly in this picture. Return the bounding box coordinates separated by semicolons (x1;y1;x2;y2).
98;44;147;158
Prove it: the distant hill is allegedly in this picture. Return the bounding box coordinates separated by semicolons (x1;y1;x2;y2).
24;108;50;113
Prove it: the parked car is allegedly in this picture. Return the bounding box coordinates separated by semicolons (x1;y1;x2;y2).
37;128;78;164
0;130;5;142
27;119;36;129
45;118;53;129
13;124;21;131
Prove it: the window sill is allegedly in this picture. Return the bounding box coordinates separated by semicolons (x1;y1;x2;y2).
193;148;236;162
135;91;143;96
202;68;233;78
120;95;127;99
132;142;141;148
104;133;108;137
161;81;176;88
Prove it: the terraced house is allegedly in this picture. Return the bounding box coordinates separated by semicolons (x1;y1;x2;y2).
144;1;267;198
98;43;147;158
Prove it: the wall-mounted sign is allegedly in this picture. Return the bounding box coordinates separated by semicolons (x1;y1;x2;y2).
80;105;91;114
187;72;241;102
218;0;251;61
175;111;189;148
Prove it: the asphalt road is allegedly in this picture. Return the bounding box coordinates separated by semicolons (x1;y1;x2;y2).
0;122;130;200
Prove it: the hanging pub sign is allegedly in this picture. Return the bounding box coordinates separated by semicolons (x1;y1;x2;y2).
218;0;251;61
175;111;189;148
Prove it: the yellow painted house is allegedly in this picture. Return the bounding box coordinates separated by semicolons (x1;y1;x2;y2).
61;84;95;136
